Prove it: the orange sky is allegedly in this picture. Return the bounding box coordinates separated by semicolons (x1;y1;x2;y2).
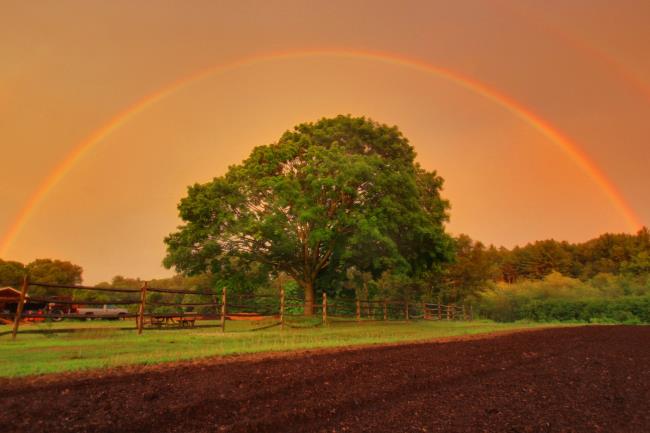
2;0;649;283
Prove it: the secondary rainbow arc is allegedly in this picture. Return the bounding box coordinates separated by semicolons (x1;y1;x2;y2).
0;48;642;256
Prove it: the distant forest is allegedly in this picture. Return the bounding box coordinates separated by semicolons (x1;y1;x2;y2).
445;227;650;296
447;228;650;323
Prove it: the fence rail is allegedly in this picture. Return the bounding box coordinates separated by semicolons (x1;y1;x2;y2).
2;277;473;339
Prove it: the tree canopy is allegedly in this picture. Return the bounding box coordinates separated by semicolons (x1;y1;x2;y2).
164;115;454;313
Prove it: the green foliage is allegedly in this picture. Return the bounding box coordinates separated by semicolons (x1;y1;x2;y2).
26;259;82;285
491;227;650;282
622;251;650;276
21;259;83;297
343;266;375;300
478;272;650;323
518;297;650;324
0;259;25;286
164;115;453;312
76;274;216;314
436;234;499;303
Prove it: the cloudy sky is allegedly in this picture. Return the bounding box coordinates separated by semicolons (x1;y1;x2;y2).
2;0;649;283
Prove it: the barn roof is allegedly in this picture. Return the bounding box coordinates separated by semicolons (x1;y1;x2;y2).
0;287;27;298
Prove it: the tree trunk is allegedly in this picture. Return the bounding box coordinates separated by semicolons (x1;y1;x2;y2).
304;280;315;316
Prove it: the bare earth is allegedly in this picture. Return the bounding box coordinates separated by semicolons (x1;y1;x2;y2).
1;326;648;433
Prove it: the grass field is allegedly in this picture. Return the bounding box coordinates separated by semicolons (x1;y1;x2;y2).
0;319;561;377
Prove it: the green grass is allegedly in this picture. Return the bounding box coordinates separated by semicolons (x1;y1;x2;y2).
0;319;561;378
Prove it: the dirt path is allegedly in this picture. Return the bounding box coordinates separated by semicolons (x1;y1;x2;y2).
1;326;648;432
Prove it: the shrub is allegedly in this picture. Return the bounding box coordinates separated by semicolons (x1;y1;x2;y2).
476;272;650;323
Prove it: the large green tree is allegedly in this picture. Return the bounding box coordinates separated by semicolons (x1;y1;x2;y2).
164;116;453;314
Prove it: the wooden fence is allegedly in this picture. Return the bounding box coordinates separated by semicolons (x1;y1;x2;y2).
1;277;473;339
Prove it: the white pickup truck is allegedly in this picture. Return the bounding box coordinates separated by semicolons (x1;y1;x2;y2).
77;304;128;320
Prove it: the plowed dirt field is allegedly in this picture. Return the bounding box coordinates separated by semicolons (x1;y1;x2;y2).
1;326;648;432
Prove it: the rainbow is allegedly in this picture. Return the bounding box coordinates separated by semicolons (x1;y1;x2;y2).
0;48;642;256
495;0;650;104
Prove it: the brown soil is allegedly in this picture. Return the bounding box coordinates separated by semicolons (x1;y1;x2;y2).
1;326;648;433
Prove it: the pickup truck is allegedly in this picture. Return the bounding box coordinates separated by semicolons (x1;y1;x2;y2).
77;304;128;320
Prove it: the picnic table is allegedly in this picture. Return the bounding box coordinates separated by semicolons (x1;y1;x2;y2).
175;316;197;328
148;313;197;328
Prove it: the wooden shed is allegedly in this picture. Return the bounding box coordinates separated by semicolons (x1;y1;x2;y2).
0;287;27;314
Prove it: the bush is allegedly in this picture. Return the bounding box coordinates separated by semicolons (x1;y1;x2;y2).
477;273;650;323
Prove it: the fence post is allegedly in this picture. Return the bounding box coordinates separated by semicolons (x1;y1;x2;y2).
220;287;227;333
11;276;29;340
383;300;387;321
422;302;427;320
356;298;361;322
213;294;219;325
405;301;409;321
279;285;285;330
322;292;327;325
470;304;474;321
446;304;451;321
137;282;148;335
437;303;441;320
462;304;467;321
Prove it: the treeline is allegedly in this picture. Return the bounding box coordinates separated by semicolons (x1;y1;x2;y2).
3;227;649;322
493;228;650;282
0;262;220;315
454;228;650;323
447;228;650;286
89;274;289;315
88;274;217;314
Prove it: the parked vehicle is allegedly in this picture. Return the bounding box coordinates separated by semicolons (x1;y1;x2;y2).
77;304;128;320
46;296;78;321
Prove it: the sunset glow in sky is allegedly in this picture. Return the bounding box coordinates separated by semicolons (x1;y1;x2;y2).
2;0;649;283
